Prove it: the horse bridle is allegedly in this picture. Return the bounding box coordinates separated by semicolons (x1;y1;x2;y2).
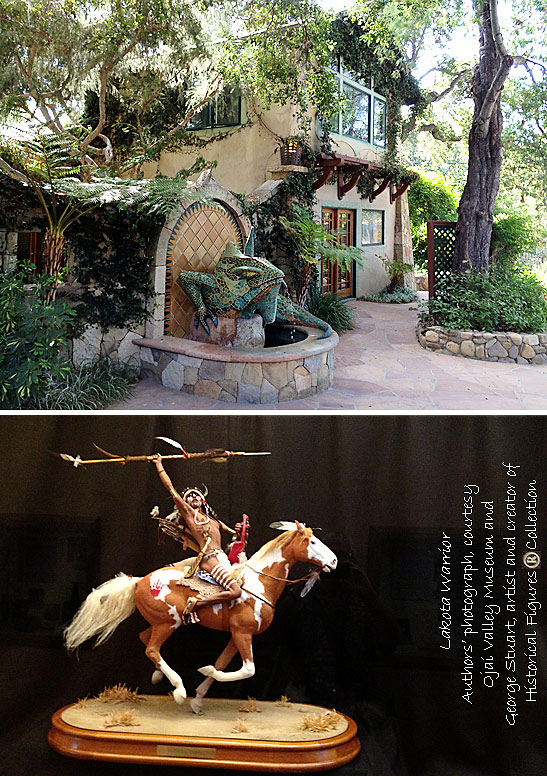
243;562;321;585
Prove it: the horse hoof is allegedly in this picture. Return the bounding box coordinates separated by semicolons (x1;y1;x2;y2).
173;687;187;704
190;698;204;715
197;665;215;677
151;670;163;685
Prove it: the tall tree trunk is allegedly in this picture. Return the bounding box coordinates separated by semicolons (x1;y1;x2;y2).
453;0;513;272
42;230;66;303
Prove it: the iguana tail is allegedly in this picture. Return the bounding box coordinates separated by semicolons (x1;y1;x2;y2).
276;296;333;339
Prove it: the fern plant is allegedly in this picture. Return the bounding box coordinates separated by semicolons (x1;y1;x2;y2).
1;130;205;300
7;133;82;299
279;207;365;305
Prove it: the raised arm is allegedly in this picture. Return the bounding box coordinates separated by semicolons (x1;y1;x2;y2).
153;455;192;518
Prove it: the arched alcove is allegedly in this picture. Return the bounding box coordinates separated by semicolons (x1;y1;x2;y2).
148;171;251;339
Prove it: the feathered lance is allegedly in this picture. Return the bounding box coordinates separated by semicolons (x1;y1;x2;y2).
57;440;271;468
56;438;269;551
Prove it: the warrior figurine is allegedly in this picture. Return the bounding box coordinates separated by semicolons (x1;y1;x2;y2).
153;454;244;620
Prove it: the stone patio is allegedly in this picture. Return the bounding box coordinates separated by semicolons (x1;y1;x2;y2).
108;300;547;410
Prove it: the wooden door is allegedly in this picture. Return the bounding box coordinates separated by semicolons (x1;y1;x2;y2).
17;231;43;273
321;208;355;298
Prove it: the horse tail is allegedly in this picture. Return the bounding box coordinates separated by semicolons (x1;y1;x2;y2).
64;573;141;653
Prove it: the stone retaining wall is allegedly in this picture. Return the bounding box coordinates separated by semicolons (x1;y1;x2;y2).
136;330;338;403
418;325;547;364
71;324;144;367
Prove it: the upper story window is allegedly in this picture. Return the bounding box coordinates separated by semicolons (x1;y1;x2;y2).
187;87;242;130
328;57;386;148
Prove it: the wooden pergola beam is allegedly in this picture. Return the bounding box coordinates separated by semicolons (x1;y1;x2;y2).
314;153;391;201
389;181;412;204
368;176;390;202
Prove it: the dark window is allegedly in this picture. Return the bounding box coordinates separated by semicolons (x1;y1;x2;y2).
373;98;387;147
187;88;241;130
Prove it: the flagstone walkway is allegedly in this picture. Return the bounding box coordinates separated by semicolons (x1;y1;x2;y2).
108;301;547;411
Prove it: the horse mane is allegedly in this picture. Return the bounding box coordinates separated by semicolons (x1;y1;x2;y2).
235;526;313;569
249;532;293;562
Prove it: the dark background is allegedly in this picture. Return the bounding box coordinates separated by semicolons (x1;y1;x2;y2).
0;415;545;776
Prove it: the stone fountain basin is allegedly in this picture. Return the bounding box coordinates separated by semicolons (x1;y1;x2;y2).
135;326;338;403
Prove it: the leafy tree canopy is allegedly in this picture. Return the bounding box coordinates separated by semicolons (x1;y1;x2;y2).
0;0;339;173
351;0;471;145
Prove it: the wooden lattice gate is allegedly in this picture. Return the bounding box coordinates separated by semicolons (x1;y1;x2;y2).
426;220;456;297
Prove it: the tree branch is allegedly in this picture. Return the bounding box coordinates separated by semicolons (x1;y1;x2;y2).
418;67;440;82
414;123;462;142
430;69;473;103
87;134;114;162
401;69;471;142
79;34;145;159
0;157;30;184
489;0;507;59
172;76;225;136
79;65;110;157
476;54;513;137
407;27;427;70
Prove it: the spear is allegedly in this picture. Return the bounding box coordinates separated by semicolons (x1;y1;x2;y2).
57;439;270;468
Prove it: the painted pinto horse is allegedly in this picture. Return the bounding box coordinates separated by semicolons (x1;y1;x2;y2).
64;522;337;714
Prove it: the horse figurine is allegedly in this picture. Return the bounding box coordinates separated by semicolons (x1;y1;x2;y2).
64;521;337;715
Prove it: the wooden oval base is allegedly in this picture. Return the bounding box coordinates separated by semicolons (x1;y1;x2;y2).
49;696;360;772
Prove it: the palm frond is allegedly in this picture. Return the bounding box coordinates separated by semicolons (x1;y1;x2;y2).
21;133;82;181
280;213;366;268
53;174;207;216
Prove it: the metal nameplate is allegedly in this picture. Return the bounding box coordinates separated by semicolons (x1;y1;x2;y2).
156;744;216;759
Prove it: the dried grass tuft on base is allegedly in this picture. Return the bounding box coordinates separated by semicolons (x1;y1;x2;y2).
74;696;90;709
102;710;141;728
239;698;262;713
232;719;249;733
300;712;342;733
96;684;142;704
275;696;291;707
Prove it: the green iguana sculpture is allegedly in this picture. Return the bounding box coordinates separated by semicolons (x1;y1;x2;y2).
178;231;333;339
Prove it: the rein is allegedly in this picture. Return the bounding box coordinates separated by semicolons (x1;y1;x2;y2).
239;564;318;611
240;586;276;610
243;563;318;586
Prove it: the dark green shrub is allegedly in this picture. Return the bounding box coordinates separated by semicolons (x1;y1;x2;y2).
491;213;537;266
0;263;75;408
68;206;160;336
407;173;459;272
307;286;355;333
418;264;547;333
33;356;138;410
